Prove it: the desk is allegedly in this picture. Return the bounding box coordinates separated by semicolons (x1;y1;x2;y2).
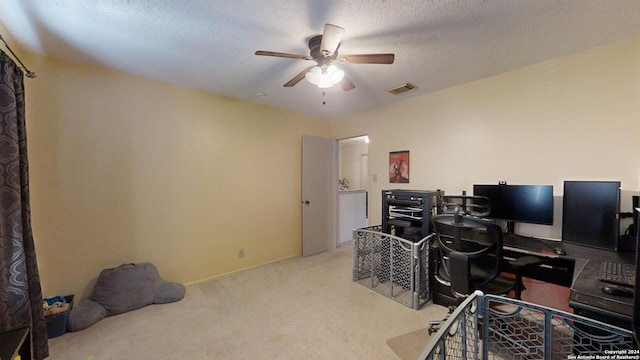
501;234;576;287
568;245;635;330
503;237;636;330
432;232;636;327
431;233;577;307
502;236;636;330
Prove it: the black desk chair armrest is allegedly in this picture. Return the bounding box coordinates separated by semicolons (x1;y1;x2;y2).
509;255;542;270
508;255;542;299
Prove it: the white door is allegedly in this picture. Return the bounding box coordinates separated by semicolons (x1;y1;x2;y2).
302;135;338;256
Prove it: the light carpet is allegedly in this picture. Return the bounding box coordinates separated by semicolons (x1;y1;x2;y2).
47;242;448;359
386;327;433;360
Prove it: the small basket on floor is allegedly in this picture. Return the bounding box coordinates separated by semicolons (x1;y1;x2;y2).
45;294;74;339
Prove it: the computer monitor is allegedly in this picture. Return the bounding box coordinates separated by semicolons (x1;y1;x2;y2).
473;184;554;232
562;181;620;250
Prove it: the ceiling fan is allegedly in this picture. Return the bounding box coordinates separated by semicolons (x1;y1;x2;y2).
255;24;395;91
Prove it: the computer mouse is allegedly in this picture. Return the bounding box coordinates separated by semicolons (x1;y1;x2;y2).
601;285;634;298
553;247;566;256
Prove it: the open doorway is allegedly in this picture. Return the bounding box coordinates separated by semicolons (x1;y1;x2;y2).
338;135;370;244
338;135;370;191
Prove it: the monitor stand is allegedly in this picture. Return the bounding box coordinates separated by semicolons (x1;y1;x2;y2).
502;221;546;253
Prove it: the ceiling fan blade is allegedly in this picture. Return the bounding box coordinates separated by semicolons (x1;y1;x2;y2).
284;66;315;87
339;76;356;91
320;24;345;56
255;50;311;60
339;54;395;64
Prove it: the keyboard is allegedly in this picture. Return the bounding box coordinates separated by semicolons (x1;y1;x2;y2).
598;261;635;287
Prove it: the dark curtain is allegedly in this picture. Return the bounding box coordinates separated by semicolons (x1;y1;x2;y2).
0;50;49;359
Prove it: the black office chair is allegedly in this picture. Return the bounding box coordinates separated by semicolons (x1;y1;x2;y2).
432;210;515;300
427;196;540;334
439;194;492;219
436;195;541;300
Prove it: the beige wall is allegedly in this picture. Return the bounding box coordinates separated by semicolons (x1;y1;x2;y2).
12;34;640;298
23;54;331;299
332;38;640;239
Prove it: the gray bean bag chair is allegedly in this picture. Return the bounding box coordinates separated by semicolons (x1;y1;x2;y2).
68;262;185;332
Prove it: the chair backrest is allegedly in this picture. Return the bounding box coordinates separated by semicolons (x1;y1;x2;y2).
431;212;504;297
439;194;491;218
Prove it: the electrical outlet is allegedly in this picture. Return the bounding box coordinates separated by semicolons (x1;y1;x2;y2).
238;249;245;258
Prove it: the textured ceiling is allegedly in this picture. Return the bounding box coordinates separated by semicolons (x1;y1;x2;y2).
1;1;640;118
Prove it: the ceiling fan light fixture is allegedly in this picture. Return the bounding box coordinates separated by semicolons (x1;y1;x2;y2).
305;65;344;88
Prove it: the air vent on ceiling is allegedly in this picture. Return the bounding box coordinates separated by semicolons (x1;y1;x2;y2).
387;82;417;95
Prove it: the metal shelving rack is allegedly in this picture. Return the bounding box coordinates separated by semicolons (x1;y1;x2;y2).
382;189;443;242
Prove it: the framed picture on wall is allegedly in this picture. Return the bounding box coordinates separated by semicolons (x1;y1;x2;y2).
389;150;409;183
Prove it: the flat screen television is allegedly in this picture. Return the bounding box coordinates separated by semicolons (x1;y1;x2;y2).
562;181;620;250
473;184;554;229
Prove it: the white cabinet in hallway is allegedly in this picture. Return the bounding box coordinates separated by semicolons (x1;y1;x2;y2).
338;190;367;244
